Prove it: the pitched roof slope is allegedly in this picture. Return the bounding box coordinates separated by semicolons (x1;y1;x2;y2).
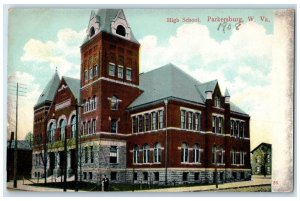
63;76;80;102
129;63;248;115
35;71;60;108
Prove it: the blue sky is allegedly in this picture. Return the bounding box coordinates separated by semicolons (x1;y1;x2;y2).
7;8;276;149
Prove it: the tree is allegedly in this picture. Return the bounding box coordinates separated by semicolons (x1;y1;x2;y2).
255;147;268;177
25;132;33;149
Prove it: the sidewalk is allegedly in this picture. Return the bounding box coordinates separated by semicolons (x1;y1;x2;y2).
136;176;271;192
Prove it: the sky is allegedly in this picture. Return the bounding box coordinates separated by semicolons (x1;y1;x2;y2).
7;8;277;149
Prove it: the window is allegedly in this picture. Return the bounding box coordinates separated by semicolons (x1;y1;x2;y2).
214;95;221;108
158;110;163;129
267;154;271;163
90;27;95;37
85;147;88;163
145;113;150;131
256;156;261;163
89;68;93;80
231;149;236;164
126;68;132;81
117;66;123;78
86;99;90;112
213;116;223;134
236;121;240;137
194;172;200;181
83;172;87;179
90;146;94;163
256;166;261;173
219;146;224;164
92;119;96;134
89;172;93;180
234;121;238;136
143;172;148;181
133;145;139;164
151;112;157;130
93;65;98;77
111;96;118;110
48;122;55;143
111;119;118;133
110;146;118;163
85;70;88;82
90;98;94;110
138;115;143;132
212;116;216;133
59;119;66;141
116;25;126;37
111;172;117;180
195;113;201;131
134;172;137;180
82;122;86;135
132;116;138;133
109;63;115;76
181;110;186;129
230;120;234;135
193;144;200;163
154;172;159;181
154;143;162;163
181;143;189;163
212;145;217;164
143;144;150;163
87;121;91;134
239;122;244;137
71;116;76;138
240;151;245;165
183;172;188;181
188;112;193;130
93;96;97;109
218;117;223;133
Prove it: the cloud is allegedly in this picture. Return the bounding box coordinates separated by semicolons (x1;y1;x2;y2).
21;28;86;76
139;22;274;149
7;72;41;140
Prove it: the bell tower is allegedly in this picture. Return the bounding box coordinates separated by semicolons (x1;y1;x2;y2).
80;9;141;135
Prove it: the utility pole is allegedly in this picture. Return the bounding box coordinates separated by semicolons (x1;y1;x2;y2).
13;83;19;188
164;99;168;186
63;126;67;192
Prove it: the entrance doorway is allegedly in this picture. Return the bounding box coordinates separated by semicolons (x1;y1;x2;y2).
49;152;55;175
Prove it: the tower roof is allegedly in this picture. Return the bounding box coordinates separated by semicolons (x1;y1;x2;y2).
129;63;248;115
34;71;60;108
82;9;139;44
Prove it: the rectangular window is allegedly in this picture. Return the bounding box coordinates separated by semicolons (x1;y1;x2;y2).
143;172;148;181
194;172;200;181
154;172;159;181
85;70;88;82
230;120;234;135
134;172;137;180
183;172;188;181
195;113;201;131
181;110;186;129
89;68;93;80
117;66;123;78
109;63;115;76
212;116;216;133
111;172;117;180
110;146;118;163
83;172;87;180
257;166;261;173
93;65;98;77
151;112;157;130
90;146;94;163
89;172;93;180
188;112;193;130
87;121;91;134
85;147;88;163
92;119;96;134
158;110;163;129
126;68;132;81
145;113;150;131
82;122;86;135
218;117;223;133
240;122;244;137
111;119;117;133
132;116;138;133
138;115;143;132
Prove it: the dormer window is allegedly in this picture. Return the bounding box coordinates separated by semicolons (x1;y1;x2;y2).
116;25;126;37
214;95;221;108
90;27;95;37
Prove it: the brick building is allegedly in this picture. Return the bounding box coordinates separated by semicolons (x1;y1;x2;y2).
251;143;272;176
32;9;251;185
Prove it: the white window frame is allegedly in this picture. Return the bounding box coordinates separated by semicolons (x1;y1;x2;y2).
117;65;124;78
126;68;132;81
109;63;115;77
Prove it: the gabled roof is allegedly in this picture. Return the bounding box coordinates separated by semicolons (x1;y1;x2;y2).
128;63;248;115
82;9;139;44
251;142;272;153
34;71;60;108
7;140;32;150
62;76;80;103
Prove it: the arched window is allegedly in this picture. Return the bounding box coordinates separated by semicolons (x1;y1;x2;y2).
219;146;224;164
212;145;217;164
143;144;150;163
90;26;95;37
59;119;67;141
133;145;139;164
48;123;56;143
90;98;94;110
116;25;126;37
93;95;97;109
154;143;162;163
71;115;76;139
111;96;118;110
193;144;200;163
181;143;189;163
214;95;221;108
